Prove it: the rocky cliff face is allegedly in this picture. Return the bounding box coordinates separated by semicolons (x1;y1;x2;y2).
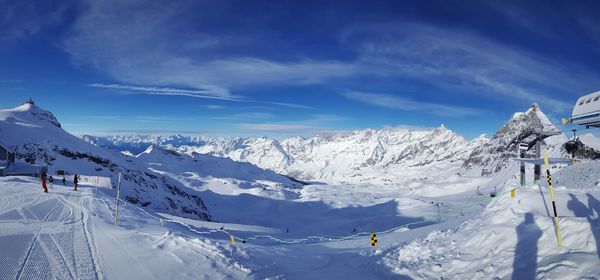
462;103;564;175
563;139;600;160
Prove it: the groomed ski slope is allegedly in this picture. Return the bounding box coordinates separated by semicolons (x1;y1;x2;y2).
0;177;250;280
1;155;599;279
0;164;499;279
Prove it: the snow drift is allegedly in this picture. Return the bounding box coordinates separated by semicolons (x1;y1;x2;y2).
383;160;600;279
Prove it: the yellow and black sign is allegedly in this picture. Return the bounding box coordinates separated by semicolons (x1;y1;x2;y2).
544;152;563;248
370;233;378;247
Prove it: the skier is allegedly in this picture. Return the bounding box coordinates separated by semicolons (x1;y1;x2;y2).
48;175;54;189
62;175;66;186
41;171;48;193
73;174;79;191
476;186;483;197
490;186;497;198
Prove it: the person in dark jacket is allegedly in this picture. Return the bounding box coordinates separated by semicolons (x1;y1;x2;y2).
41;172;48;193
62;176;66;186
73;174;79;191
48;175;54;189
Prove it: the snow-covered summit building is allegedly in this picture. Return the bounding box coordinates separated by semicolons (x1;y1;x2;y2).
0;101;212;220
0;141;15;176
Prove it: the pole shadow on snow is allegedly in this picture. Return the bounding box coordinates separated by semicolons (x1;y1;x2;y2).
537;185;551;218
512;212;542;280
567;193;600;260
567;193;591;217
585;194;600;260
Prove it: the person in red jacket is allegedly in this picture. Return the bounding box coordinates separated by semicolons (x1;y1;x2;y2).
73;174;79;191
41;171;48;193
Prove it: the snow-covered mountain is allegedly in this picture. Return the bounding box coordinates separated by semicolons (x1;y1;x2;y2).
463;103;567;175
85;125;489;184
82;134;208;155
0;103;214;220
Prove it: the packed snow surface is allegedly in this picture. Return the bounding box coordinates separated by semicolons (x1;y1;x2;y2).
383;161;600;279
1;102;599;279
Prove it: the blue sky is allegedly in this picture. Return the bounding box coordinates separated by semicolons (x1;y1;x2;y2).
1;0;599;139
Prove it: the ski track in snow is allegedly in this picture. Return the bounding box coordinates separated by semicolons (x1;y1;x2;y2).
0;182;101;280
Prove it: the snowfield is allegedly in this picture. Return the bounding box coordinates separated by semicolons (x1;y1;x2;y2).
0;176;250;280
1;102;599;279
383;161;600;279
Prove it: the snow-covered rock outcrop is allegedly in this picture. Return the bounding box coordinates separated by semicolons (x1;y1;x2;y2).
463;103;567;175
0;102;212;220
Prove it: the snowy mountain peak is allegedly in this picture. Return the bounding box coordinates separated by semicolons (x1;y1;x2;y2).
0;103;211;220
494;103;559;142
1;102;62;128
87;125;485;184
463;103;564;174
137;144;182;159
140;144;156;155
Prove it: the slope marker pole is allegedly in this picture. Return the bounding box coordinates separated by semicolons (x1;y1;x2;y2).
115;173;122;226
370;233;378;247
544;152;562;248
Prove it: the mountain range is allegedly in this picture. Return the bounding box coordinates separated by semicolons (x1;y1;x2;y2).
84;103;596;184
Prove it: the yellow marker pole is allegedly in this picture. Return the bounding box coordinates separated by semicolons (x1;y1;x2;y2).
510;189;516;198
370;233;378;247
544;152;562;248
230;235;236;246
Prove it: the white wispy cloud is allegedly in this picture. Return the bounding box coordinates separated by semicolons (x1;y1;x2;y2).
89;83;237;100
346;23;597;112
343;91;486;117
88;115;200;124
211;112;276;121
232;114;346;135
236;123;324;134
61;1;599;115
104;128;215;135
204;105;224;110
89;83;313;109
0;1;69;44
62;1;358;96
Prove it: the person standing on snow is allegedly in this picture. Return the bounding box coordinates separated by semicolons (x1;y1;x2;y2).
41;171;48;193
62;175;66;186
73;174;79;191
48;175;54;189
